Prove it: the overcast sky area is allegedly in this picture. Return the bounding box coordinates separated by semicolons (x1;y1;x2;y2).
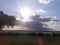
0;0;60;31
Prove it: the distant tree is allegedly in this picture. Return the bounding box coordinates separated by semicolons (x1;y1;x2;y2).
0;11;16;30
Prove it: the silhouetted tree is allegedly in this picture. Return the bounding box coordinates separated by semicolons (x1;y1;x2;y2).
0;11;16;30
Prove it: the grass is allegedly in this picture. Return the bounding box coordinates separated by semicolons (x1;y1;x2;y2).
0;35;60;45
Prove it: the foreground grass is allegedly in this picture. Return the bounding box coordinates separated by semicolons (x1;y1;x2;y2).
0;36;60;45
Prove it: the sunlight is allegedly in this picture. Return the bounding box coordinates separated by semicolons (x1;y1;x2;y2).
20;7;32;22
16;15;21;20
22;19;27;22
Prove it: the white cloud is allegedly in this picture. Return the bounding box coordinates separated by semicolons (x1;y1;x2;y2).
16;15;21;20
47;22;60;31
36;9;46;13
40;16;60;31
53;24;60;31
38;0;53;4
37;15;60;31
40;16;44;19
50;16;58;21
42;21;58;30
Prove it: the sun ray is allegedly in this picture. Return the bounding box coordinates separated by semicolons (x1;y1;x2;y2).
19;7;32;22
20;7;31;18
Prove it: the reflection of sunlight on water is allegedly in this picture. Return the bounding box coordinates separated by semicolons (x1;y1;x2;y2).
3;26;34;30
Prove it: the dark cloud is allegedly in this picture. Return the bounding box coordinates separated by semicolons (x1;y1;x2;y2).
24;21;53;31
29;15;58;22
15;15;58;31
24;15;57;31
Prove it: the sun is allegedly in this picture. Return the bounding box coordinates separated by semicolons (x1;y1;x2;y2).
20;7;32;21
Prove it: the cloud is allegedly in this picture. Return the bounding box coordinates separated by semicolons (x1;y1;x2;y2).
53;24;60;31
41;16;58;22
36;9;46;13
34;9;46;15
15;14;59;31
43;21;60;31
38;0;53;4
24;15;58;31
16;15;21;20
41;16;59;31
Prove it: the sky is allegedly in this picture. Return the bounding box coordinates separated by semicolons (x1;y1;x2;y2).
0;0;60;17
0;0;60;31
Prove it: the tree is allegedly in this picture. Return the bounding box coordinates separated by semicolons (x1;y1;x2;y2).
0;11;16;30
